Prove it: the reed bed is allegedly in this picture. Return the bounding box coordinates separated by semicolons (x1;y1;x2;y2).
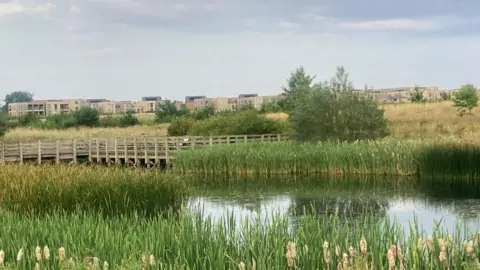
0;210;478;269
0;165;187;217
173;138;480;178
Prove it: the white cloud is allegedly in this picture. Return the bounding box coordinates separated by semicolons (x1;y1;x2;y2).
338;18;440;31
0;1;54;17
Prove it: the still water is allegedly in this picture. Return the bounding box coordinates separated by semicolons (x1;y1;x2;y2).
186;176;480;236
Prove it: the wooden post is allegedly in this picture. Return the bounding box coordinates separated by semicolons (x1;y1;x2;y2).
134;137;138;164
165;138;169;164
88;139;93;162
96;139;100;163
19;141;23;165
227;136;230;144
244;135;247;143
114;138;119;163
191;137;195;149
37;140;42;164
154;137;159;164
261;134;264;141
1;141;5;165
105;138;109;163
72;139;77;164
124;138;128;161
209;137;213;147
144;136;148;161
277;134;281;141
55;140;60;164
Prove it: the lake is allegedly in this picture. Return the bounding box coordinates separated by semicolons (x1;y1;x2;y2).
187;176;480;236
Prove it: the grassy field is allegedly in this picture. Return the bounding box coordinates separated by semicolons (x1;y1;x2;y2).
0;165;186;216
173;138;480;178
4;101;480;142
0;209;479;269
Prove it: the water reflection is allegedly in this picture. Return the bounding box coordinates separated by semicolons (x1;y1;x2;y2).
187;176;480;236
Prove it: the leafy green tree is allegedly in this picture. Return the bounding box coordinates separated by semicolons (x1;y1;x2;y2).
17;112;40;127
118;110;140;127
440;92;451;101
191;106;215;121
260;101;283;113
289;66;389;141
410;86;426;103
2;91;34;112
452;84;479;117
72;107;100;127
282;67;315;112
0;113;8;137
168;117;194;136
42;113;76;129
155;100;189;123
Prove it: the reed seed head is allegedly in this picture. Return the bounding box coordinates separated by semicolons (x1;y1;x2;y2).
35;262;40;270
43;246;50;260
360;236;368;254
439;251;447;262
142;254;147;265
387;249;395;269
303;245;309;254
239;261;245;270
103;261;109;270
35;246;42;261
427;236;434;251
149;254;155;266
335;246;341;258
93;257;100;268
0;250;4;265
252;258;256;270
17;248;24;262
417;238;423;251
466;240;474;256
342;253;349;269
58;247;65;261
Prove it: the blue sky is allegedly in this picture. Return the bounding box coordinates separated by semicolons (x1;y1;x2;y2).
1;0;479;101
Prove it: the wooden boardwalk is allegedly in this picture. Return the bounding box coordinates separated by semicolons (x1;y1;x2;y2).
0;134;287;167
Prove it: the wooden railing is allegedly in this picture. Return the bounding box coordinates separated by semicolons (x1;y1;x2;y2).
0;134;289;165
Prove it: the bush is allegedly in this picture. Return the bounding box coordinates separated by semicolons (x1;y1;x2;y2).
118;110;140;127
289;67;388;141
17;112;40;127
191;106;215;120
72;107;99;127
0;113;8;137
168;117;194;136
100;115;120;127
189;110;283;136
42;113;76;129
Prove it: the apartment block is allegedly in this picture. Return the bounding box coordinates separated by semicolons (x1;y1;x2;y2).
185;93;286;111
365;86;441;103
45;99;88;115
8;100;46;117
185;96;207;111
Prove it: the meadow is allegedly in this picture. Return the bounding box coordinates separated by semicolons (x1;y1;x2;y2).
4;101;480;142
173;138;480;178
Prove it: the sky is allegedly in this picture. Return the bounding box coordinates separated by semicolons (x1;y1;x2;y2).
1;0;480;102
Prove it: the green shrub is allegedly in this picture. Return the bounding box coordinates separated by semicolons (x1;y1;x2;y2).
189;110;282;136
17;112;40;127
72;107;100;127
118;110;140;127
42;113;76;129
168;117;194;136
0;113;8;137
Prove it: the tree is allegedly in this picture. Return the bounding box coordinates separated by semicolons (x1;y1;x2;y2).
410;86;425;103
0;113;8;137
452;84;479;117
282;67;315;112
191;106;215;121
440;92;451;101
2;91;33;112
155;100;189;123
289;66;389;141
72;107;100;127
118;110;140;127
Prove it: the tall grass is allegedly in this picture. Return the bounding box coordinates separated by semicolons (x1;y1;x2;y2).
0;210;478;269
0;165;187;217
173;138;480;178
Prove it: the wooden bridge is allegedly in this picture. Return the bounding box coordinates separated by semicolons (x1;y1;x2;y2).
0;134;288;168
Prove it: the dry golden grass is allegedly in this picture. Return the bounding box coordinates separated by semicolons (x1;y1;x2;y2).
4;102;480;142
383;101;480;138
4;124;169;142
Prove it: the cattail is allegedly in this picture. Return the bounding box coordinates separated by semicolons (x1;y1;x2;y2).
285;241;297;267
438;238;446;252
103;261;109;270
93;257;100;268
58;247;65;261
17;248;24;262
43;246;50;260
466;240;474;256
239;261;245;270
35;262;40;270
35;246;42;261
149;254;155;266
0;250;4;265
342;253;349;269
335;246;341;258
417;238;424;251
360;237;368;254
387;249;395;270
427;236;434;251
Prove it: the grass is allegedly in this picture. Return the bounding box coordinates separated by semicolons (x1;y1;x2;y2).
2;124;169;142
6;101;480;142
0;165;187;217
0;209;478;269
173;138;480;178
